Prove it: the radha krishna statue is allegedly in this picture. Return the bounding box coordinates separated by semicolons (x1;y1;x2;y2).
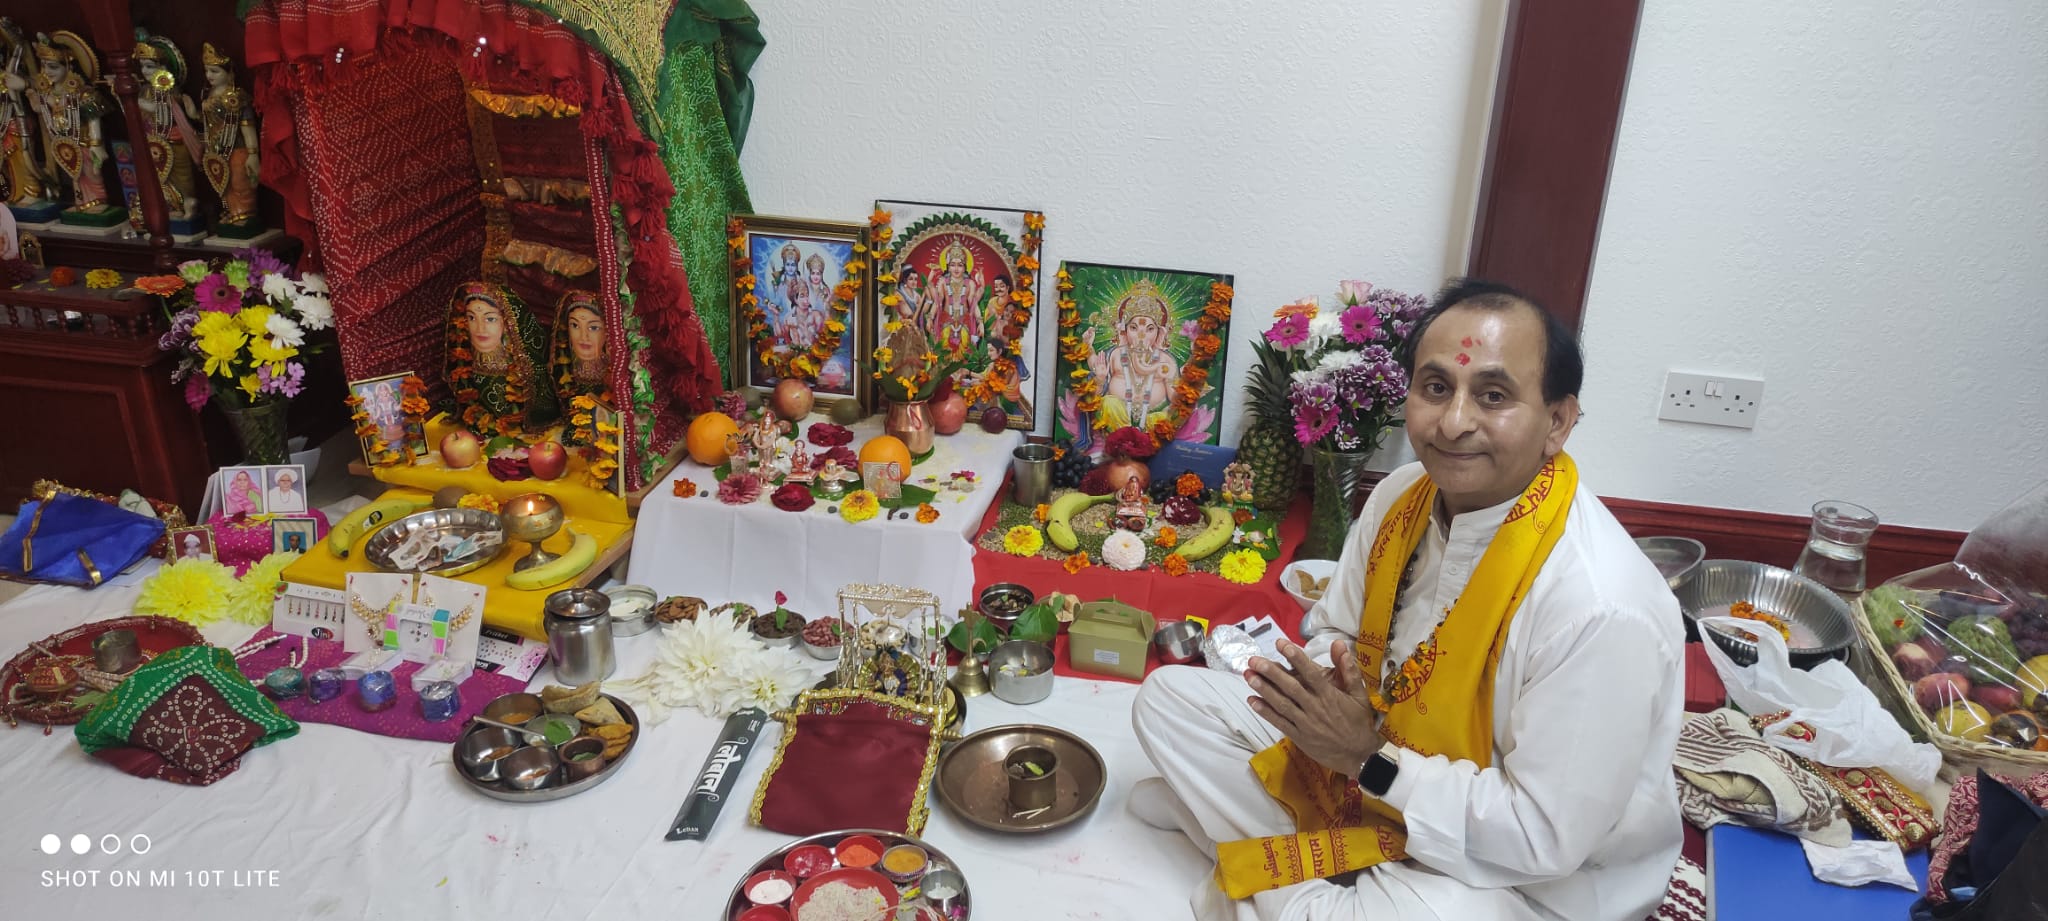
445;281;558;434
131;29;201;229
27;31;121;225
198;42;262;235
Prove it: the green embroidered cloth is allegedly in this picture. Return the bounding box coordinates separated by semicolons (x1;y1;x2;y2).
76;645;299;786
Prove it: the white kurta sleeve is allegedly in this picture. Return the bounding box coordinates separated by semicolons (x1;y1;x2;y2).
1299;464;1423;663
1374;608;1673;887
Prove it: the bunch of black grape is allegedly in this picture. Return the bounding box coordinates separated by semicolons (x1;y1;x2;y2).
1148;475;1216;505
1049;441;1095;489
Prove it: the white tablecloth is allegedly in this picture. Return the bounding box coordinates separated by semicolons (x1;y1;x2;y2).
627;418;1024;622
0;577;1207;920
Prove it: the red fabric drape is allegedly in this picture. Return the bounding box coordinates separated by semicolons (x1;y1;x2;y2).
754;703;936;836
243;0;720;480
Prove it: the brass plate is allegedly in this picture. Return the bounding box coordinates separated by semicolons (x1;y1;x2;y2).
934;725;1106;833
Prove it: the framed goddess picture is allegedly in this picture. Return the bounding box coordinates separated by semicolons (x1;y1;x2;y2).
348;372;425;462
1053;262;1235;456
727;214;872;414
873;201;1046;430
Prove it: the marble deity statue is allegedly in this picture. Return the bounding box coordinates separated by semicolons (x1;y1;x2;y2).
551;289;609;403
0;20;55;220
785;439;814;483
198;43;261;235
1085;279;1180;433
1220;461;1255;507
444;281;559;434
27;31;121;225
131;29;201;229
924;237;983;361
1113;474;1150;532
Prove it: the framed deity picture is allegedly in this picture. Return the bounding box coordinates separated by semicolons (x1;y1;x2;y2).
727;214;872;415
272;517;319;555
165;525;216;563
874;201;1045;430
348;372;424;462
1053;262;1235;456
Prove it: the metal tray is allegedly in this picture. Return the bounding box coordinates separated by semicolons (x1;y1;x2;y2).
934;724;1106;834
365;508;505;577
451;694;639;802
724;828;971;920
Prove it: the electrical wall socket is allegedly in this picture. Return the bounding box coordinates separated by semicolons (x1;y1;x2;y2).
1658;371;1763;429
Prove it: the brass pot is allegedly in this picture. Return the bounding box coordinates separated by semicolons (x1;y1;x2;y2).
884;399;935;456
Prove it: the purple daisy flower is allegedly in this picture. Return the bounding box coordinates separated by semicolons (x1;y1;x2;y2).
237;247;292;281
194;274;240;313
1265;313;1311;349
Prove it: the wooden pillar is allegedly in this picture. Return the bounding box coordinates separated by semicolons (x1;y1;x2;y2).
76;0;174;270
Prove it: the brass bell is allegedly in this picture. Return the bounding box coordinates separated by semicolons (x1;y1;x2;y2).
949;635;993;699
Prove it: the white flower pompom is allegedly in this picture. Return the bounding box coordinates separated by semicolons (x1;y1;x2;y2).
1102;530;1147;571
265;313;305;349
298;273;329;295
294;290;334;330
261;272;296;303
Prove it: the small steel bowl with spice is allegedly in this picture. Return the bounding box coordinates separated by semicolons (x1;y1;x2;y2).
988;639;1055;705
977;583;1034;634
800;618;845;660
879;843;928;885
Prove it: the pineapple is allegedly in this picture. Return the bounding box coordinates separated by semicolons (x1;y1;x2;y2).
1241;340;1303;511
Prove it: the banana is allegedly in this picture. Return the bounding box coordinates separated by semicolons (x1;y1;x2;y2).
505;529;597;592
1176;507;1238;561
326;496;432;558
1046;490;1111;551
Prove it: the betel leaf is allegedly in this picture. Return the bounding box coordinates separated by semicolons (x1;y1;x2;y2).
485;435;520;455
946;618;1002;656
1010;600;1061;644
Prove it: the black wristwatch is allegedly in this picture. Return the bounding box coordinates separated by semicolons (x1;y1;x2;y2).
1358;744;1400;797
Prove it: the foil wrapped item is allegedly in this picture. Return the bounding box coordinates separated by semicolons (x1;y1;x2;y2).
1202;624;1263;675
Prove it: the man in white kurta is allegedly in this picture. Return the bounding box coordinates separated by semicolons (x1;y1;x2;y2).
1132;282;1685;921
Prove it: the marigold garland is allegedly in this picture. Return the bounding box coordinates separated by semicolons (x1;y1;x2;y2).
868;210;1044;414
569;393;622;490
731;213;876;382
344;394;403;467
1155;526;1179;549
1059;274;1232;449
1062;551;1092;574
1162;553;1190;577
1218;548;1266;585
1003;524;1044;556
841;489;880;522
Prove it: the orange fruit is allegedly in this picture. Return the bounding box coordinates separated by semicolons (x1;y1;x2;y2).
686;412;739;466
858;435;913;482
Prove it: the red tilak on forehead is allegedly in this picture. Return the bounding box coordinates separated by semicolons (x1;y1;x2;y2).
1460;336;1479;348
1455;353;1471;366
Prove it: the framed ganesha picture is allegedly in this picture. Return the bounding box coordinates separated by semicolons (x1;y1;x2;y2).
727;214;873;414
873;201;1046;430
1052;261;1234;456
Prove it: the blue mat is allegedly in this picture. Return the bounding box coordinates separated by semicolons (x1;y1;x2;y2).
1707;824;1929;920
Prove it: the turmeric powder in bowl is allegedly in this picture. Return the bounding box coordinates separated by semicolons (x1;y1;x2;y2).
880;844;927;884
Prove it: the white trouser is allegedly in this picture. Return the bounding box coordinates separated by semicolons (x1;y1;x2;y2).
1132;665;1539;921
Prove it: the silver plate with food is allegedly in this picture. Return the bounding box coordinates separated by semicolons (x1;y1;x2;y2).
365;507;506;577
724;828;970;920
451;693;639;802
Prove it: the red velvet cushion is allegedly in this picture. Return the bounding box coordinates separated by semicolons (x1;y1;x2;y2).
755;702;935;836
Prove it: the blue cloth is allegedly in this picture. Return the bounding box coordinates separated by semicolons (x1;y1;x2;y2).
1708;824;1927;920
0;493;165;587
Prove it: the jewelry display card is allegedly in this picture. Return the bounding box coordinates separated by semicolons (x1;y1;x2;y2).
475;624;550;683
404;575;485;685
272;581;348;641
344;572;415;654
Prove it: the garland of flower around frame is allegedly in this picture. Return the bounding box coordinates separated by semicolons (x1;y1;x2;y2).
347;395;403;467
869;208;1045;410
447;308;532;438
568;393;622;489
730;213;879;382
400;374;430;437
1057;273;1233;449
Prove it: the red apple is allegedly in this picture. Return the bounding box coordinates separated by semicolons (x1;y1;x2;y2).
771;379;815;420
1915;672;1971;714
528;440;569;480
440;430;482;469
932;393;969;435
978;406;1008;434
1972;683;2023;714
1891;642;1940;682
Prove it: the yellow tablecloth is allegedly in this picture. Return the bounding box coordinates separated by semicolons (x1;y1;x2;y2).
362;414;632;526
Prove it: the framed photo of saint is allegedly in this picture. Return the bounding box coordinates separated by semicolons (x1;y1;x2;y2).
873;201;1045;431
1053;262;1234;457
727;214;872;416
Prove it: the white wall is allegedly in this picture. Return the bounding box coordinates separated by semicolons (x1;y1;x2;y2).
739;1;1502;448
1577;1;2048;532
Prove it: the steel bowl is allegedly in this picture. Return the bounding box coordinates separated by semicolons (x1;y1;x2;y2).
988;640;1054;705
1154;620;1206;665
457;726;525;782
480;692;543;727
800;622;844;661
363;508;505;577
602;584;659;638
1635;536;1706;593
1676;559;1857;668
978;583;1034;634
499;744;559;791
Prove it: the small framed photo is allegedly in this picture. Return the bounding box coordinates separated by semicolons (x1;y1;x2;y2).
728;214;873;417
272;517;319;555
218;465;269;516
861;461;903;501
592;399;626;498
348;372;424;462
166;525;216;563
263;464;309;515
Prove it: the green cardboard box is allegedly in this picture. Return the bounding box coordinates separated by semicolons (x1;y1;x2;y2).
1070;600;1155;681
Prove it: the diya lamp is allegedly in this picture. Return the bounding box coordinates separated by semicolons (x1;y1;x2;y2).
502;492;566;572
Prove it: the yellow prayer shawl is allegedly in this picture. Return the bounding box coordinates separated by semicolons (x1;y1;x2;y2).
1214;452;1578;899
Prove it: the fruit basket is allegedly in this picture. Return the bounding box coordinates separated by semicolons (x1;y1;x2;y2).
1854;570;2048;779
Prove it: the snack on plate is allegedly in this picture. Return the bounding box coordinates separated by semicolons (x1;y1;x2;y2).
573;698;626;727
1292;570;1331;601
542;681;601;714
1729;600;1792;643
590;722;634;759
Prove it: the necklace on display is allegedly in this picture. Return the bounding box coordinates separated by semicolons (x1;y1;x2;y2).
350;592;404;642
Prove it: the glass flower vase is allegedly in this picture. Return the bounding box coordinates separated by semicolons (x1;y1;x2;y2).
222;399;289;465
1300;446;1374;560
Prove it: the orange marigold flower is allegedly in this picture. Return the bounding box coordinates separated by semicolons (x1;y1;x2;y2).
1033;503;1050;523
1024;212;1045;231
1150;419;1176;444
1162;553;1189;577
1062;552;1092;574
1234;508;1255;525
673;480;699;501
916;503;940;524
1175;473;1203;497
1018;254;1040;270
1156;527;1179;548
1210;282;1234;302
871;207;892;226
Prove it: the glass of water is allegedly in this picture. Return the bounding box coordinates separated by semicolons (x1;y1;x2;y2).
1795;500;1879;594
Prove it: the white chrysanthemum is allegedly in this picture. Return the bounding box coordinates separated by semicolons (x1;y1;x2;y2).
261;272;296;303
612;612;759;724
298;273;329;295
266;313;305;349
294;291;334;331
722;646;811;715
1102;530;1147;571
1305;311;1343;352
1315;349;1365;374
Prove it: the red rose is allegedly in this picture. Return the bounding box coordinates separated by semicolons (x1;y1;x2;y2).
771;483;816;512
821;445;858;468
807;423;854;447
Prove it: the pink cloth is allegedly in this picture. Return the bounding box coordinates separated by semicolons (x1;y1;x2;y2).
233;626;527;743
207;510;331;576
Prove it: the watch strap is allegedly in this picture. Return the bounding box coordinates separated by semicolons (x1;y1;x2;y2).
1358;744;1399;797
